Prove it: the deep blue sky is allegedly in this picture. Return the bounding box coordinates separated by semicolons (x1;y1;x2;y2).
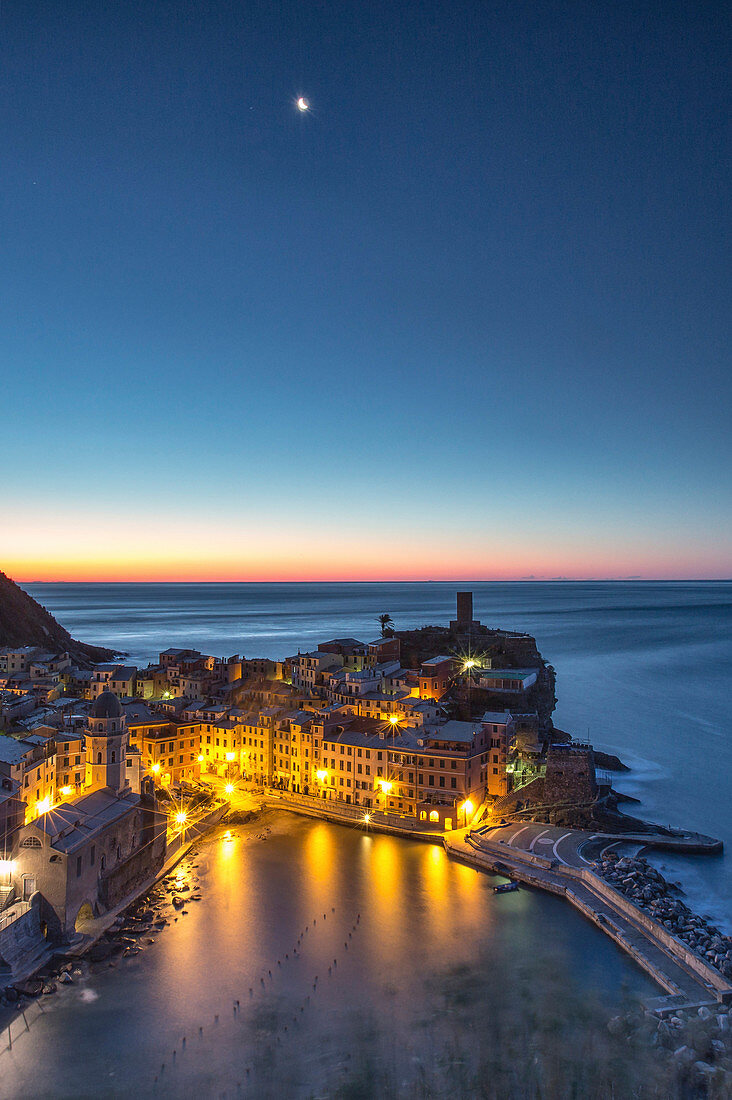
1;1;730;579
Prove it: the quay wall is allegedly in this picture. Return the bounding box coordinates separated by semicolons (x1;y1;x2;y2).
0;896;49;982
562;886;681;996
463;834;731;1003
451;839;684;996
562;865;729;997
262;793;442;844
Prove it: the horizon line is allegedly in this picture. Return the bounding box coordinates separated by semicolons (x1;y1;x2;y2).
17;576;732;585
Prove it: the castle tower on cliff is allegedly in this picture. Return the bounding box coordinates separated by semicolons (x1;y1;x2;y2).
450;591;481;632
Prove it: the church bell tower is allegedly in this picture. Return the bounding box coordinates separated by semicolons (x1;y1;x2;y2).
85;690;129;794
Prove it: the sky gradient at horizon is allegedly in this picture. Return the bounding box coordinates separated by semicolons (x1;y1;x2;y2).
1;1;730;581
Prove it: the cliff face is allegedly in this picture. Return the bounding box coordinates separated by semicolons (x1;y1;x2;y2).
0;572;114;666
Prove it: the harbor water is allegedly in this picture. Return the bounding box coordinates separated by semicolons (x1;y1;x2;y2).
0;813;658;1098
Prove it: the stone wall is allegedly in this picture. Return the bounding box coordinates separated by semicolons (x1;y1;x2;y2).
0;895;47;980
98;831;166;910
543;744;596;805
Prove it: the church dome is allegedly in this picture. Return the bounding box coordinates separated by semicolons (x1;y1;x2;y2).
91;690;123;720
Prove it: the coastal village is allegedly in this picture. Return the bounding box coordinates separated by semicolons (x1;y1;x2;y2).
0;580;731;1091
0;592;561;943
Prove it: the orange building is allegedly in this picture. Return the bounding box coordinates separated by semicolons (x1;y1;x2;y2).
125;715;201;786
418;656;455;701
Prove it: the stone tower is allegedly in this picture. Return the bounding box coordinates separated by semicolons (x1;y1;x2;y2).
84;690;129;794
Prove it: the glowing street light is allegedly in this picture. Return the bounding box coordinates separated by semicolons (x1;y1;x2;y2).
315;770;328;783
363;813;371;824
460;798;475;825
197;755;204;763
463;658;476;672
378;779;393;795
59;786;72;797
175;810;187;826
225;783;234;796
225;752;235;762
151;762;161;774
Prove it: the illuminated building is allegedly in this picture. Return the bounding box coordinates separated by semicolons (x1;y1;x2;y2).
12;691;165;942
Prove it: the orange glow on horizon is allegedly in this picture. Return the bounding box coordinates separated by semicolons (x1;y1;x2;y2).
4;517;727;583
7;544;726;584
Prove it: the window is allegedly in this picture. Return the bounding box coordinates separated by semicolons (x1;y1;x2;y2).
111;751;116;764
21;836;41;848
97;752;102;765
76;856;82;878
90;845;96;866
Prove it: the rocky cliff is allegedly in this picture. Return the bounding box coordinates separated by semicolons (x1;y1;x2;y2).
0;572;114;665
395;622;557;728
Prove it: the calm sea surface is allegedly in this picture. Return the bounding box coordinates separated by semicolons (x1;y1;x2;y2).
25;581;732;929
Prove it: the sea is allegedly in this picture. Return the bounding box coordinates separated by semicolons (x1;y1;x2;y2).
26;580;732;930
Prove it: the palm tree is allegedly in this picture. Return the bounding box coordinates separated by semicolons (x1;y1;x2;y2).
377;613;394;637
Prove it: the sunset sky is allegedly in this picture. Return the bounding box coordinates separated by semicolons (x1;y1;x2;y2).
2;1;730;581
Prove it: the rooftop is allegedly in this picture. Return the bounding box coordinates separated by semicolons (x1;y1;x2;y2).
31;788;141;853
425;720;478;744
0;735;35;764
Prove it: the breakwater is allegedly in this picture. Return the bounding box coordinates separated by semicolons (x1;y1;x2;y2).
446;828;732;1010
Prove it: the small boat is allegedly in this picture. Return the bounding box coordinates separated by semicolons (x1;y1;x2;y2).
493;882;519;894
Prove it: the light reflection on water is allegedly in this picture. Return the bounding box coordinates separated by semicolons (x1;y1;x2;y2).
0;812;656;1098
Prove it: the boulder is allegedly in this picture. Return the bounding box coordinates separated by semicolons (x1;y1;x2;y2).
14;979;42;997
